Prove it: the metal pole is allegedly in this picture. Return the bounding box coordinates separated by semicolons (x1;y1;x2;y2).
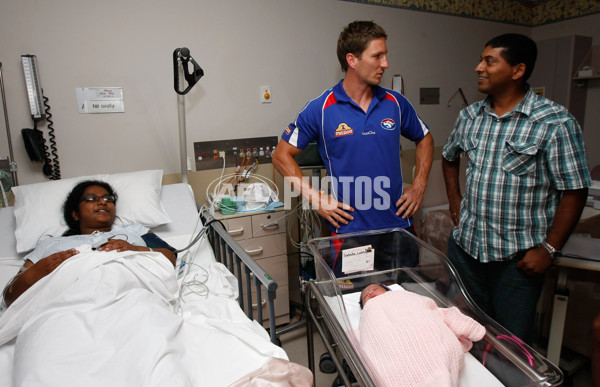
177;93;188;184
0;62;18;186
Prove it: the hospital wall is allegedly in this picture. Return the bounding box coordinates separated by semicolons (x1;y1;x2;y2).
531;18;600;172
0;0;598;189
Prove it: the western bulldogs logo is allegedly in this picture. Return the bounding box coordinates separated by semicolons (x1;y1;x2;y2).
381;118;396;130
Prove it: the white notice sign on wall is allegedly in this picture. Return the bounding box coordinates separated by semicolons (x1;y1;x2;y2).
76;87;125;113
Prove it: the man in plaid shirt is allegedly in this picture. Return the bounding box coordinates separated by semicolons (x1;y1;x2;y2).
442;33;591;343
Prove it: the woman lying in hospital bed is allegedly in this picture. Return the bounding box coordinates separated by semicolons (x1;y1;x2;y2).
356;283;485;387
3;180;177;306
0;172;312;386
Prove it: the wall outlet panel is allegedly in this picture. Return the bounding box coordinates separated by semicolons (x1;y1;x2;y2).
193;136;279;171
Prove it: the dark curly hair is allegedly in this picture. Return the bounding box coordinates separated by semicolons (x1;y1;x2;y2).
62;180;118;236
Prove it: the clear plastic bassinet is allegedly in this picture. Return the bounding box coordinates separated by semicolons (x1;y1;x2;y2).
307;228;563;387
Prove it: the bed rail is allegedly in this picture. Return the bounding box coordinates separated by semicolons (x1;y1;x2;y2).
206;219;278;344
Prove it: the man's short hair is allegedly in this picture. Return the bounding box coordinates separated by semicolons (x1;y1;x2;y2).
337;21;387;72
485;33;537;82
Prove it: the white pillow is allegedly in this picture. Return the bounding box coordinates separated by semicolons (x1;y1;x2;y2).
12;170;171;253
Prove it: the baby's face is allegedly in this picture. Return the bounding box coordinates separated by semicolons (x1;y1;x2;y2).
361;284;388;306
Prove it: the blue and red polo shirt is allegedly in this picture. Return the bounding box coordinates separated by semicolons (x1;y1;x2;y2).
282;80;429;234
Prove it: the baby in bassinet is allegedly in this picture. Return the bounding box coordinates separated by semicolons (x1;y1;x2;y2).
355;283;486;387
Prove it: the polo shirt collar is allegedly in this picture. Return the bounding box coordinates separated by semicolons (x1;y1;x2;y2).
332;79;386;105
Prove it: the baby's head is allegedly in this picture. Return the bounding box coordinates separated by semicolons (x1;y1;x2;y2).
359;283;391;309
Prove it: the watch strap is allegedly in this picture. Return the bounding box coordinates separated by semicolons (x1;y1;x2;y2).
540;240;561;260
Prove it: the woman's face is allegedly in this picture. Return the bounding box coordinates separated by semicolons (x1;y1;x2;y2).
73;185;116;233
361;284;388;307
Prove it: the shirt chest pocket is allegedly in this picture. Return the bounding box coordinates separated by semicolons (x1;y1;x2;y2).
502;141;539;175
461;137;478;164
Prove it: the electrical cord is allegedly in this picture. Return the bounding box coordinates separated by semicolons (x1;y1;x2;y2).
172;207;222;255
233;155;253;191
218;154;243;196
31;119;52;177
172;217;227;255
205;170;279;214
209;154;247;207
217;153;226;190
173;206;215;314
43;91;60;180
287;201;322;250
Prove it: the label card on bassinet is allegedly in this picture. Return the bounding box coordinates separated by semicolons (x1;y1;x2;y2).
342;245;374;274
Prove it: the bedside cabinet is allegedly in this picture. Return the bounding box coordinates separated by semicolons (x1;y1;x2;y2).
218;209;290;326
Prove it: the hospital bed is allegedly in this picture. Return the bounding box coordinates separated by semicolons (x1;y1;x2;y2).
305;228;563;386
0;170;310;386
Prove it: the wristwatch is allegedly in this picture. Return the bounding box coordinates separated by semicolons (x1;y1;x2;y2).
540;240;562;260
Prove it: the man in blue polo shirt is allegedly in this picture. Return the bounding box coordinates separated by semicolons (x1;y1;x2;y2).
273;21;433;277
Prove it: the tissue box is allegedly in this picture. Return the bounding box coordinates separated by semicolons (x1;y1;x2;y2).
578;68;594;77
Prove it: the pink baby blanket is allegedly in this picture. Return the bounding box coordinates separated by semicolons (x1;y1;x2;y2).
355;290;486;387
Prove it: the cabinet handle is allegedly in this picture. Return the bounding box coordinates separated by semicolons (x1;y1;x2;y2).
261;222;279;230
227;227;244;235
244;246;263;255
252;299;266;309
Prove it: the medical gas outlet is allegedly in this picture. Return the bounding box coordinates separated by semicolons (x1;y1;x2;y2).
193;136;278;171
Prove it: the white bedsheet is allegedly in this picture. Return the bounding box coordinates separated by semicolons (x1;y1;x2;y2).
325;286;503;387
0;246;288;387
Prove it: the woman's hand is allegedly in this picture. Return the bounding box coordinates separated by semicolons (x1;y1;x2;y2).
97;239;139;253
3;249;79;307
97;238;176;266
29;249;80;278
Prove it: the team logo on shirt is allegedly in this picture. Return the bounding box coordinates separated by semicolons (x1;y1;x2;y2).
380;118;396;130
285;126;292;135
335;123;354;137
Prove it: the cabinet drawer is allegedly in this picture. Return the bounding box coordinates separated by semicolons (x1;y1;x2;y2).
251;212;286;237
238;232;286;259
220;216;252;241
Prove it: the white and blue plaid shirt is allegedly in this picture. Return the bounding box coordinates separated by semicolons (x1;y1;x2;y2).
443;87;591;263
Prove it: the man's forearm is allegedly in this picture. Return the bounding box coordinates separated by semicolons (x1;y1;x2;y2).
412;133;434;188
545;188;588;250
442;157;461;200
272;142;321;203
